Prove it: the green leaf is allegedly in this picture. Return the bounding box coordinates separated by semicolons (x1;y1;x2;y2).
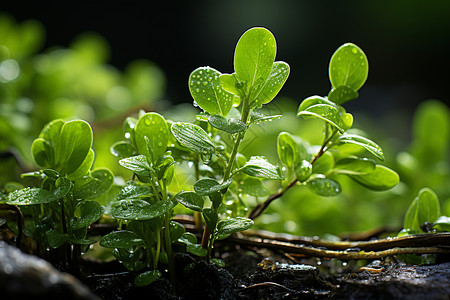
219;73;242;97
336;134;384;160
67;148;94;180
404;188;441;233
45;230;68;248
31;138;52;169
277;132;299;168
207;114;246;133
239;156;282;180
249;110;282;124
52;177;74;199
100;230;144;248
119;155;152;178
307;176;342;197
333;157;376;175
434;216;450;232
349;165;399;191
72;168;113;200
134;270;162;287
71;200;104;230
118;181;153;199
59;120;93;176
171;122;215;155
216;217;253;239
234;27;276;101
298;104;346;133
202;208;218;231
193;178;232;196
36;119;64;168
174;191;204;212
6;177;72;205
311;151;334;175
297;95;340;114
239;178;270;197
178;232;207;257
189;67;234;116
108;198;177;220
111;141;137;159
252;61;290;108
328;86;359;105
169;221;186;243
295;160;313;182
329;43;368;91
135;112;169;163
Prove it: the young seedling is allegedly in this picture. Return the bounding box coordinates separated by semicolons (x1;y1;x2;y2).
248;42;400;220
100;111;181;286
1;119;113;271
171;27;289;261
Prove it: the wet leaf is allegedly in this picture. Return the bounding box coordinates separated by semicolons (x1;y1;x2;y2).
135;112;169;163
328;85;359;105
239;156;282;180
119;155;152;178
333;157;376;175
71;200;104;230
253;61;290;107
108;198;177;220
307;176;342;196
174;191;204;212
118;181;153;199
239;178;270;197
404;188;441;233
298;104;345;133
100;230;144;248
134;270;162;287
189;67;234;117
193;178;232;196
277;132;300;168
329;43;368;91
216;217;253;239
207;114;246;133
178;232;207;257
295;160;313;182
111;141;137;159
171;122;215;155
336;134;384;160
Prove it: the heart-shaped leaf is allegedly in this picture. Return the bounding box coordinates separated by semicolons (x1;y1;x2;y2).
135;112;169;163
329;43;368;92
100;230;144;248
349;165;399;191
171;122;215;155
189;67;234;117
307;176;342;197
174;191;204;212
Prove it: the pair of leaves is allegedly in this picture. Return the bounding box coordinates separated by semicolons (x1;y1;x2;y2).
32;119;94;179
404;188;441;233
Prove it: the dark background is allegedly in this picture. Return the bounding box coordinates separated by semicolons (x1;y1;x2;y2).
2;0;450;119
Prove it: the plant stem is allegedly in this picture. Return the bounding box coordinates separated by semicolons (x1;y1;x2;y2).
154;229;161;270
164;214;175;281
248;129;338;220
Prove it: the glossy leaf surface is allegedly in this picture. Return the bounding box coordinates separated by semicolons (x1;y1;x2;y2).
298;104;345;133
404;188;441;233
100;230;144;248
349;165;399;191
336;134;384;160
216;217;253;239
135;112;169;163
171;122;215;155
108;198;177;220
307;177;342;196
207;114;246;133
193;178;232;196
174;191;204;212
333;157;376;175
239;156;282;180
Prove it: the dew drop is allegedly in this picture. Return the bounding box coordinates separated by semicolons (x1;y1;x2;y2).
352;48;357;54
203;81;208;86
144;118;151;126
157;142;163;147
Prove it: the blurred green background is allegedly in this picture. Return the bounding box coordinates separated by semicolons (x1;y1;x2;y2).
1;0;449;237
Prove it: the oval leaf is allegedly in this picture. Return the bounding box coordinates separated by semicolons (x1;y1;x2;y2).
119;155;152;177
277;132;300;168
118;181;153;199
59;120;93;176
193;178;232;196
71;200;104;230
333;157;376;175
134;270;162;287
349;165;399;191
404;188;441;233
298;104;345;133
234;27;276;100
108;198;177;220
174;191;204;212
111;141;137;159
328;85;359;105
216;217;253;239
207;114;246;134
171;122;215;155
252;61;290;108
240;156;283;180
189;67;234;116
135;112;169;163
329;43;368;91
100;230;144;248
307;177;342;197
336;134;384;160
